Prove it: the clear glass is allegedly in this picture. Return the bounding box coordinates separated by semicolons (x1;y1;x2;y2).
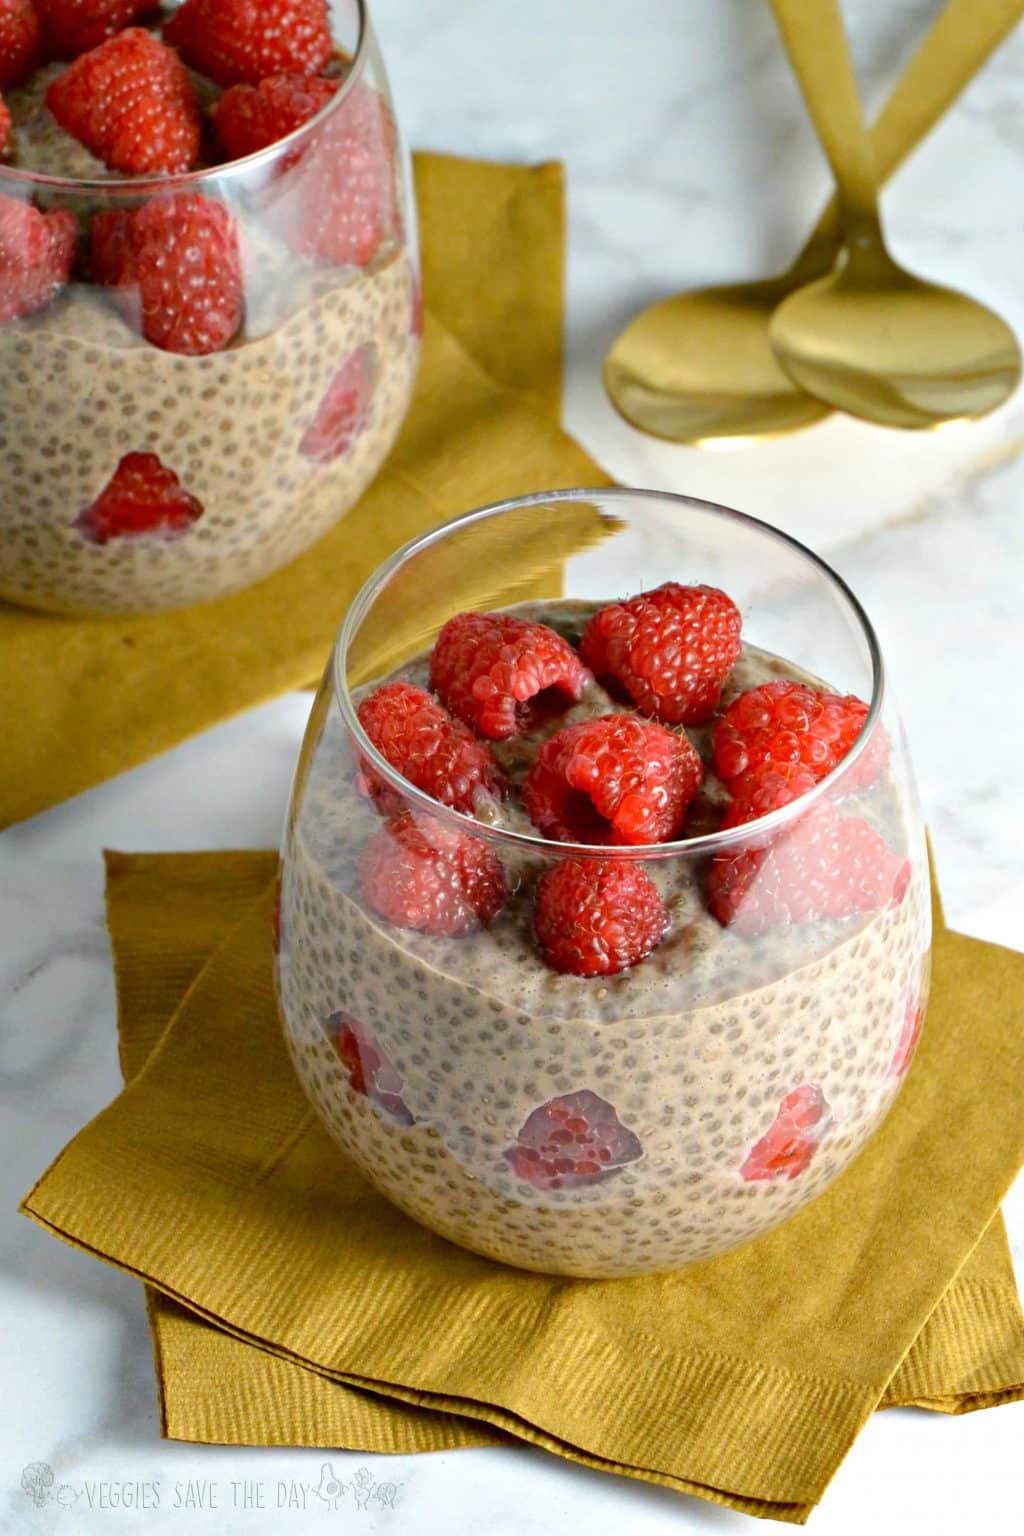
276;490;931;1278
0;0;419;615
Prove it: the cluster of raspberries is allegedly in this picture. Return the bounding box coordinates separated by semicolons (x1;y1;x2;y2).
352;584;905;977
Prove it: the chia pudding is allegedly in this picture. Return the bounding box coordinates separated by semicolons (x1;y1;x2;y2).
277;595;930;1279
0;4;418;615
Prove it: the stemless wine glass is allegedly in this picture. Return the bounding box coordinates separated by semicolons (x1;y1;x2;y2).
0;0;419;616
276;490;931;1279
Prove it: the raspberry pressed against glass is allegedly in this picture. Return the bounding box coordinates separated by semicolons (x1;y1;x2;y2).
889;995;924;1078
46;28;202;175
91;193;244;355
330;1011;414;1126
74;451;204;543
713;680;881;789
707;799;910;935
504;1090;642;1192
740;1084;829;1182
430;610;592;741
358;812;507;938
580;582;742;726
534;858;668;977
356;680;506;816
299;345;374;464
0;195;77;325
164;0;332;88
523;713;702;846
274;82;401;269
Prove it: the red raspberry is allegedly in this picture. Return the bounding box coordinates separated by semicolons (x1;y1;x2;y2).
430;611;591;741
36;0;157;59
299;344;373;464
91;193;244;355
523;714;702;846
707;799;910;935
0;0;43;91
278;81;401;269
0;93;10;154
358;812;506;938
740;1084;829;1182
330;1011;414;1126
356;680;506;816
720;763;819;830
164;0;331;87
74;451;203;543
212;71;336;160
46;29;201;175
505;1090;642;1191
713;680;880;790
581;583;742;726
889;994;924;1079
0;195;77;325
534;858;668;977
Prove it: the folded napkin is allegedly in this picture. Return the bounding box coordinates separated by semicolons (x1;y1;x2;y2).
0;154;608;830
22;851;1024;1522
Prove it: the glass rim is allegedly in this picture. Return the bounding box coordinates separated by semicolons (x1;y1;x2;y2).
332;486;887;861
0;0;369;197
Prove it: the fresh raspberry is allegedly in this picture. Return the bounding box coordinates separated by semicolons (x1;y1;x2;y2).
505;1090;642;1191
534;858;668;977
74;451;204;543
91;193;243;355
713;680;881;791
707;800;910;935
741;1084;829;1182
46;29;201;175
523;715;702;846
358;812;506;938
330;1011;414;1126
0;0;43;91
720;763;819;830
36;0;157;58
0;93;10;154
212;71;336;160
430;611;591;741
164;0;332;88
356;680;506;816
889;995;924;1078
299;344;373;464
580;583;742;726
279;81;401;268
0;195;77;325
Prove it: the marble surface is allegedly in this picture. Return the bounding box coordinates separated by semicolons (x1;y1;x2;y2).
2;1;1023;1530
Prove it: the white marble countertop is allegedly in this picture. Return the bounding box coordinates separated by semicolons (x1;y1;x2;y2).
2;1;1023;1531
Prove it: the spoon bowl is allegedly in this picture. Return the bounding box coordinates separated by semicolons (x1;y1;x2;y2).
771;259;1022;430
604;276;830;443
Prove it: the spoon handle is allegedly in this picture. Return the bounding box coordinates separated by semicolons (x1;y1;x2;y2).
768;0;884;247
799;0;1024;269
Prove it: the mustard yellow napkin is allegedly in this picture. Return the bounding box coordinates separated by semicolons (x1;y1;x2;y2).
0;154;608;830
22;851;1024;1522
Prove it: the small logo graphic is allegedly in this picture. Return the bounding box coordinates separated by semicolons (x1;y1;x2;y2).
311;1463;402;1512
20;1463;79;1510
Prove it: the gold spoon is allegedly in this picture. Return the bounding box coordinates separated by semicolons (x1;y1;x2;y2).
768;0;1021;430
604;0;1024;443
